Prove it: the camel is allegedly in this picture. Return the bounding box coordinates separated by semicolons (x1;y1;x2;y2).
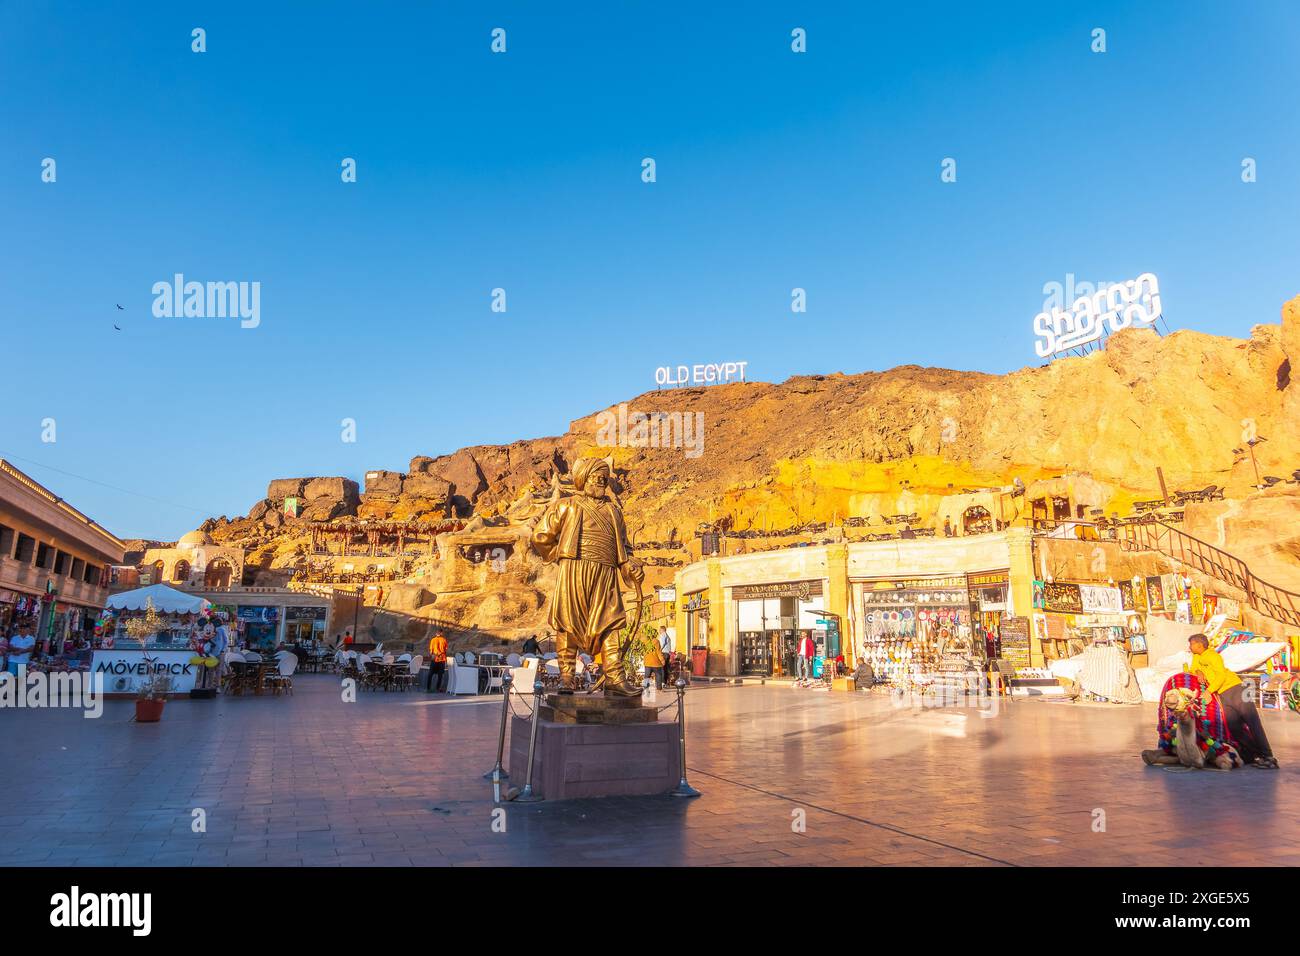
1142;684;1242;771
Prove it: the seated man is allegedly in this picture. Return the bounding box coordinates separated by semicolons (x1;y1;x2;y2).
1188;633;1277;769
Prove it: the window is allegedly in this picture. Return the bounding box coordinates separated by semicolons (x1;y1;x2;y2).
0;525;14;558
54;551;69;575
14;534;35;562
71;558;85;579
36;542;52;568
173;559;191;583
84;563;100;585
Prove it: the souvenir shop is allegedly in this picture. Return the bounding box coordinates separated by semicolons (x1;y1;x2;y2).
284;604;329;644
857;575;980;686
235;605;281;651
0;590;42;637
1031;578;1145;662
735;580;826;678
967;570;1010;659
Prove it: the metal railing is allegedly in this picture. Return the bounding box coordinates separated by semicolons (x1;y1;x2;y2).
1120;519;1300;628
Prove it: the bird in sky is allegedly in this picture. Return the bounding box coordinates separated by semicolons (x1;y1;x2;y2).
115;304;124;310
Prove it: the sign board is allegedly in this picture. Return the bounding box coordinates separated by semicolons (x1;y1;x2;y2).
1033;273;1162;358
90;649;198;694
1000;616;1032;669
655;362;749;387
733;580;823;601
656;587;677;603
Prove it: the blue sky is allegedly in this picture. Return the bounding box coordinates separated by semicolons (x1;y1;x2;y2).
1;1;1297;540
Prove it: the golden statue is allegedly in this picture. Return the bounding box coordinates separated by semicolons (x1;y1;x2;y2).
530;457;645;696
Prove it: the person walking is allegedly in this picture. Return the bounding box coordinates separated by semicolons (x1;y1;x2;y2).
1188;633;1277;768
521;634;540;656
657;626;673;687
426;631;448;692
643;635;665;689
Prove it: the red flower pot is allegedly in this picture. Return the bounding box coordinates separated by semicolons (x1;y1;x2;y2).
135;699;166;722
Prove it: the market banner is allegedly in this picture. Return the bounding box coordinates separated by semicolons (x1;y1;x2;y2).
90;649;198;694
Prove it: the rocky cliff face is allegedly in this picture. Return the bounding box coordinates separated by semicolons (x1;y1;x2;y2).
200;296;1300;637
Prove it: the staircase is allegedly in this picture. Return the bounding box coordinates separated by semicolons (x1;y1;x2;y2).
1120;520;1300;629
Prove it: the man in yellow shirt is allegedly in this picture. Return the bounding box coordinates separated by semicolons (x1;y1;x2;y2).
1188;634;1277;768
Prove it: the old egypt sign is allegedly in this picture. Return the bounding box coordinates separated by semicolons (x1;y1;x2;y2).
1033;273;1162;358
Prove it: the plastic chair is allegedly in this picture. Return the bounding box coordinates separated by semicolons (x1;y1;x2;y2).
267;653;298;696
506;653;522;667
400;655;423;690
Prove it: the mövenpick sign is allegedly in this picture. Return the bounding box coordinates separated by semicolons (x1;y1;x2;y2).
655;362;748;386
1033;273;1162;358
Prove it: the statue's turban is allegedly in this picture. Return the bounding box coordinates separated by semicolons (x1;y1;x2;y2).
572;458;610;491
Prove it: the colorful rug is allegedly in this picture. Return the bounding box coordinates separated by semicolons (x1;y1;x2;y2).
1155;672;1236;762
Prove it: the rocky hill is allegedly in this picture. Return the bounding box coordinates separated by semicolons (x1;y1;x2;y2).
194;295;1300;639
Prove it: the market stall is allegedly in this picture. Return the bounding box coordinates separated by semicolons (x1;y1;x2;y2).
96;584;216;696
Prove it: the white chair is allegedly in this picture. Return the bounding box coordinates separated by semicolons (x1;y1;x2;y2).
506;653;522;667
397;653;412;663
399;654;423;690
543;652;558;660
511;658;539;695
267;653;297;695
453;652;464;664
382;653;395;665
462;650;476;664
485;667;505;695
446;660;480;695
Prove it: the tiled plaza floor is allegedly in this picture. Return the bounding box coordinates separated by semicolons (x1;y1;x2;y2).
1;676;1297;866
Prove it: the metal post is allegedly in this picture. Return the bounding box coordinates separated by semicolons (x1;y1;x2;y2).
511;679;545;803
670;676;701;798
483;671;513;779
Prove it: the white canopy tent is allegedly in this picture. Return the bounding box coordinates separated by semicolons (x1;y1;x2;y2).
106;584;211;614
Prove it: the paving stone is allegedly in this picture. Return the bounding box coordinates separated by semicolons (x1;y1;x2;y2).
2;677;1297;865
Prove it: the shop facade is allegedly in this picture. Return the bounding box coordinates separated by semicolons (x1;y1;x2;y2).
674;529;1038;678
0;459;125;652
194;588;334;652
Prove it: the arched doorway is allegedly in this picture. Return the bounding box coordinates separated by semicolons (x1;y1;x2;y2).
150;560;165;585
204;558;233;589
173;559;191;583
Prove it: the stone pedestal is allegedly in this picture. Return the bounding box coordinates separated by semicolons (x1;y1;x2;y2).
508;694;680;800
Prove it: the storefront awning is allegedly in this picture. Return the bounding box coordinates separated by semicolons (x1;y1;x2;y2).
106;584;211;614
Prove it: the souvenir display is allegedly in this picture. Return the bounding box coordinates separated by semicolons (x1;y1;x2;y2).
861;586;976;686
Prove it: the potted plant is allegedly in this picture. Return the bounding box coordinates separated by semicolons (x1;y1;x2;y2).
135;672;172;722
